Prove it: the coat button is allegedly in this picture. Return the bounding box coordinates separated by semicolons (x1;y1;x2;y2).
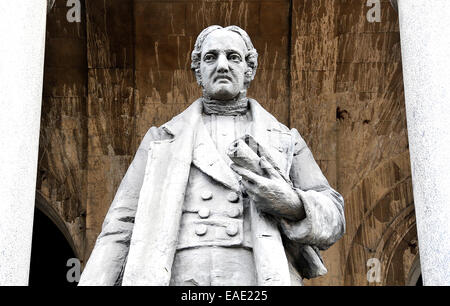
195;224;207;236
227;192;239;203
226;224;238;236
227;208;240;218
201;190;213;200
198;208;210;219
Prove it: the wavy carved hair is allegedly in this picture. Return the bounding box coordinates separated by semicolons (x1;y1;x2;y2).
191;25;259;88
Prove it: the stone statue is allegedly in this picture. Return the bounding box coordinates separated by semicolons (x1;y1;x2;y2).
78;25;345;286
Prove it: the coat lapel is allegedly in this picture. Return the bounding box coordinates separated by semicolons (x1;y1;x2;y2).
122;128;195;285
246;98;292;285
247;99;290;177
122;99;203;285
192;118;241;192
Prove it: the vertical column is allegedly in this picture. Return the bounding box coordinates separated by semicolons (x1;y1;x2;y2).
0;1;47;285
394;0;450;285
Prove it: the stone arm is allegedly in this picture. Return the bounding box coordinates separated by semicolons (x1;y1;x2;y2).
78;127;163;286
281;128;345;251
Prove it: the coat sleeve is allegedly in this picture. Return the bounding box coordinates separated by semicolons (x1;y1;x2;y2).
280;128;345;251
78;127;161;286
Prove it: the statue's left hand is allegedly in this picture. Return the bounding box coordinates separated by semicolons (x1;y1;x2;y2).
231;157;305;221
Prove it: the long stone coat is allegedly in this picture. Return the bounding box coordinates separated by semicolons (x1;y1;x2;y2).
78;98;345;286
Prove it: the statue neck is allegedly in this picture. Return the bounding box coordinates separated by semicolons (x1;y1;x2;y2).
202;91;249;116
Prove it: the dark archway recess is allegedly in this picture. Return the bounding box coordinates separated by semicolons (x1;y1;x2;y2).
416;275;423;286
29;207;77;287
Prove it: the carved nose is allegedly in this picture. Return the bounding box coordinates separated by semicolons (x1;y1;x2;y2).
216;54;229;73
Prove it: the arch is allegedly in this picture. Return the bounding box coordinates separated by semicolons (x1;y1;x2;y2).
343;152;418;285
29;193;80;286
344;197;419;285
406;255;421;286
374;204;418;285
34;192;80;259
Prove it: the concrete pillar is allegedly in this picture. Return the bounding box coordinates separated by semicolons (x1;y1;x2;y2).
0;1;47;285
393;0;450;285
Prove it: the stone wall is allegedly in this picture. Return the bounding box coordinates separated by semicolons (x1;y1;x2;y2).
38;0;87;260
38;0;417;285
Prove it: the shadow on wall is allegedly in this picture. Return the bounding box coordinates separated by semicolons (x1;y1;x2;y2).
29;207;77;286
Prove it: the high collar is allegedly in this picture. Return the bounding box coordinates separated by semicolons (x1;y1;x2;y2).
202;96;249;116
161;98;280;138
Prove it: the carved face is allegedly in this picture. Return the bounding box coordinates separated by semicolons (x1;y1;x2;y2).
199;29;249;100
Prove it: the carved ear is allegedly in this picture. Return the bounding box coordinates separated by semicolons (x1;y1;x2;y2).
195;68;203;86
244;68;255;86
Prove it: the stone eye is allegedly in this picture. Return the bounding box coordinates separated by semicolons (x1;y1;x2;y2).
204;53;216;62
228;53;242;62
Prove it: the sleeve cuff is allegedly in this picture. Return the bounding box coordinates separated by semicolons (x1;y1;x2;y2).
281;188;344;250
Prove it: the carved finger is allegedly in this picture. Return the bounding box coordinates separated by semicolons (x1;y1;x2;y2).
241;178;257;193
260;157;282;180
230;163;262;185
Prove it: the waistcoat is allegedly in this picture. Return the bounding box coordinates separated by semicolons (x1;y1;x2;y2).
176;165;252;250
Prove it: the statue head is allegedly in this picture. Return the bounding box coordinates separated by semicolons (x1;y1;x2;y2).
191;25;258;100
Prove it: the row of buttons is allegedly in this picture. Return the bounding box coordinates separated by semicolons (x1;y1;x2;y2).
195;190;241;236
195;223;239;237
197;207;240;219
201;190;240;203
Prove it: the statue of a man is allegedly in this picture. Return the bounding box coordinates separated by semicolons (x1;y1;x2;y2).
79;25;345;286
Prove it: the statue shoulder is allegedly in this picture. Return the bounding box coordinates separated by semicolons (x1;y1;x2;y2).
289;128;308;154
139;126;172;150
138;99;202;150
276;121;291;133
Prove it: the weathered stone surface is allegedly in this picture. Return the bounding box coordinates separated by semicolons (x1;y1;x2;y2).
37;0;87;264
289;0;410;285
